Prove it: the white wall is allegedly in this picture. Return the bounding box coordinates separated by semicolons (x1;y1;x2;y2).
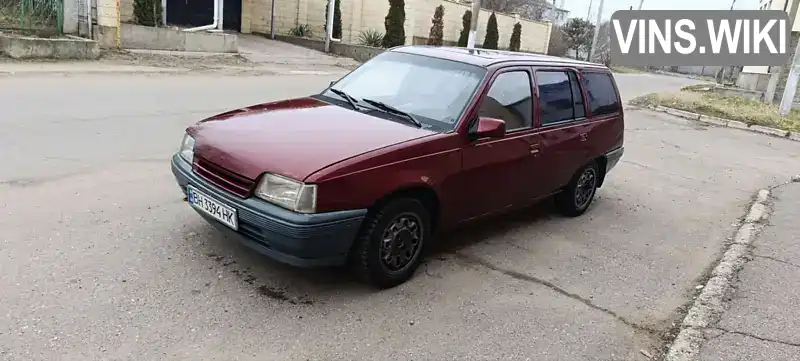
244;0;552;53
743;0;795;74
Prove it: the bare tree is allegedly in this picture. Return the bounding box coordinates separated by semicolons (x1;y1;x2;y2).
516;0;551;21
547;25;568;56
482;0;528;13
482;0;551;21
592;21;612;65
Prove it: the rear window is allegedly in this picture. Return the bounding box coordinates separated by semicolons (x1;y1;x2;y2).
582;72;620;116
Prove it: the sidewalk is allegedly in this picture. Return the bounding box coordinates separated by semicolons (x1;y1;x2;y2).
0;57;351;77
236;34;360;69
0;36;358;76
699;181;800;360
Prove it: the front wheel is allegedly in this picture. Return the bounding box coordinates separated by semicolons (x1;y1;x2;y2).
351;198;431;289
556;161;600;217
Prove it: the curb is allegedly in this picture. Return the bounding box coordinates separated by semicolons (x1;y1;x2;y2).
652;70;717;82
122;49;242;58
0;69;191;76
663;189;772;361
642;105;798;142
0;67;297;77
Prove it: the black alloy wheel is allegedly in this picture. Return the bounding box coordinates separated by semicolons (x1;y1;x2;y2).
556;161;600;217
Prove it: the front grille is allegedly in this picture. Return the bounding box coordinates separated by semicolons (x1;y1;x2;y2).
192;157;255;198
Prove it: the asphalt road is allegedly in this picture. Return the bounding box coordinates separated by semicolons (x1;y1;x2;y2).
1;71;799;361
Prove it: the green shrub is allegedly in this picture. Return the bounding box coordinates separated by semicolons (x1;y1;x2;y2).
457;10;471;47
427;5;444;46
288;24;312;37
483;12;499;49
382;0;406;48
133;0;163;27
358;29;385;47
509;22;522;51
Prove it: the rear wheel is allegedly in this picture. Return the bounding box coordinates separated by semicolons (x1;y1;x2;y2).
556;161;600;217
351;198;431;289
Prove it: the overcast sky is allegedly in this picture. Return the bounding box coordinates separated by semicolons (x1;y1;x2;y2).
562;0;761;21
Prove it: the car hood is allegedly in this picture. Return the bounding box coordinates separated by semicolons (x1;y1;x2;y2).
189;97;436;181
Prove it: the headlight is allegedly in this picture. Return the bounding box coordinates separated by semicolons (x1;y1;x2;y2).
179;134;195;164
255;174;317;213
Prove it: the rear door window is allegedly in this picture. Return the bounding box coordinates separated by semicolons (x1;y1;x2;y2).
568;72;586;119
536;70;586;125
582;72;620;116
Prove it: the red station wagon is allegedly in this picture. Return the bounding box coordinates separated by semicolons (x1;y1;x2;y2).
171;46;624;288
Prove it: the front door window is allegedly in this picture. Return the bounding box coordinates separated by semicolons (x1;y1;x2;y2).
477;71;534;132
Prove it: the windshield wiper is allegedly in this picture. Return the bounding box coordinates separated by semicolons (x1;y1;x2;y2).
361;98;422;128
328;88;360;110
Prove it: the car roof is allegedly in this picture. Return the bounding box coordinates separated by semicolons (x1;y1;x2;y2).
391;45;609;70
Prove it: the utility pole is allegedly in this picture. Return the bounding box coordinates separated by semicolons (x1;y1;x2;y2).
780;22;800;115
588;0;604;62
587;0;593;20
718;0;737;83
467;0;481;49
270;0;276;39
637;0;643;10
766;0;799;103
324;0;335;52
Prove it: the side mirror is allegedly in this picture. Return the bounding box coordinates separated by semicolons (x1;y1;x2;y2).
473;117;506;139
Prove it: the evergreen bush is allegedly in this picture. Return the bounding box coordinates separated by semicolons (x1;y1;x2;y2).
133;0;163;27
483;12;499;50
509;22;522;51
427;5;445;46
457;10;471;47
382;0;406;48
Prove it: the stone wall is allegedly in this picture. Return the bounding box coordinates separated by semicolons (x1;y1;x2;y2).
92;0;553;54
244;0;552;53
740;31;800;103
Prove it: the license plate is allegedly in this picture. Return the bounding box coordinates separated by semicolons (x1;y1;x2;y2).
187;186;238;230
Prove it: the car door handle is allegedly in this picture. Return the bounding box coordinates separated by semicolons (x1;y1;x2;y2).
579;133;588;141
530;143;540;154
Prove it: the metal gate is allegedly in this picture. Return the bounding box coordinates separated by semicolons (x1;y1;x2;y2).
0;0;63;33
165;0;240;31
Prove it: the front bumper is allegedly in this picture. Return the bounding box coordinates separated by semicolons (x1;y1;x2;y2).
171;154;367;267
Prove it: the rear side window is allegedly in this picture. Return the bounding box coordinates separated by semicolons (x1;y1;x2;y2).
536;70;586;125
582;72;620;116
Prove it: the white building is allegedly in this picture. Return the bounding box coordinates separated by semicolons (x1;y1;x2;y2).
738;0;800;90
514;0;570;26
544;0;570;26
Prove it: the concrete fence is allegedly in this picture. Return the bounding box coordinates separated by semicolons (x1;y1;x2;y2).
246;0;551;53
81;0;552;55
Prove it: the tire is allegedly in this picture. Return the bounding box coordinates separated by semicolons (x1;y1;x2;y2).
351;197;431;289
556;161;600;217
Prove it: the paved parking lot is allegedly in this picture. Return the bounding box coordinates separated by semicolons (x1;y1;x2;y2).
1;71;799;361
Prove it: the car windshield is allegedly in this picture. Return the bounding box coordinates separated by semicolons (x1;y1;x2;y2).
322;51;487;132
